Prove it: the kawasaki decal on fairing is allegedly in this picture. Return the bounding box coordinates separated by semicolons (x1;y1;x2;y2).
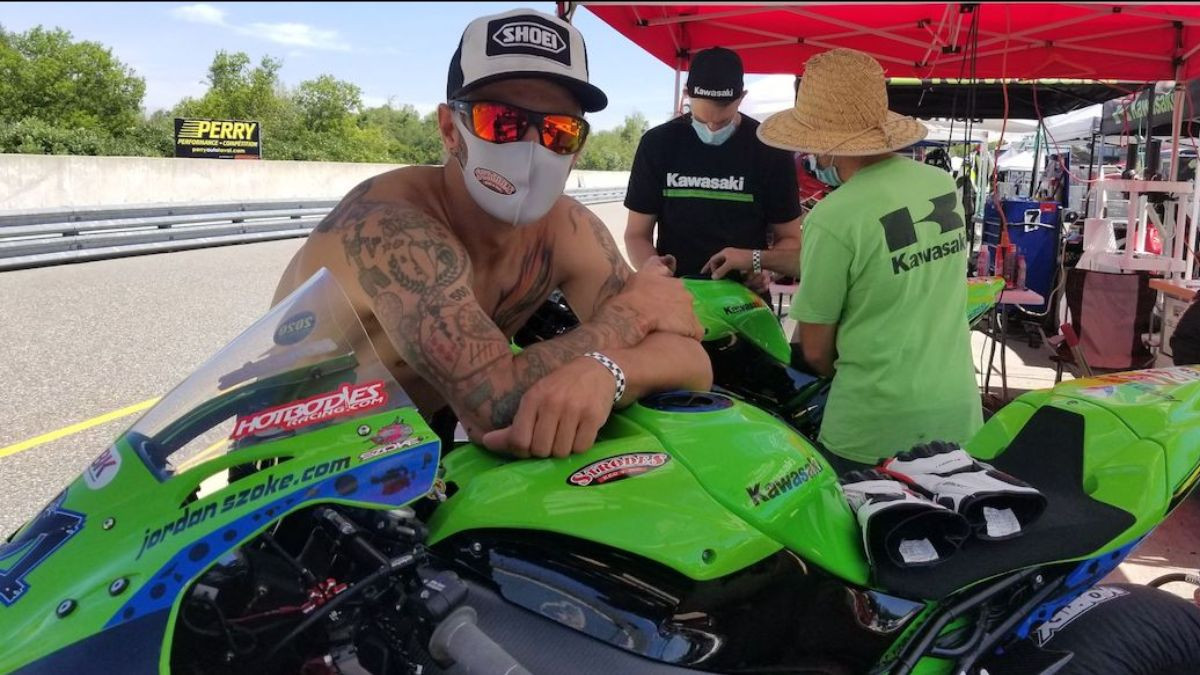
567;453;670;486
230;380;389;440
84;446;122;489
1034;586;1128;646
136;456;351;559
0;491;85;606
747;458;823;506
723;302;762;316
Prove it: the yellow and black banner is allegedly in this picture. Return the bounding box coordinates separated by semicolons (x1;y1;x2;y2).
174;118;261;159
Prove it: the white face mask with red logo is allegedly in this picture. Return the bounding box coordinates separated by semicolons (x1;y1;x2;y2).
453;116;573;226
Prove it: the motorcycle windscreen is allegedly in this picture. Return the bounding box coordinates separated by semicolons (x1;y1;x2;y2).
124;266;414;480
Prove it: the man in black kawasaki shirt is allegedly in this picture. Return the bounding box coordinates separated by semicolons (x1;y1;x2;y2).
624;47;802;288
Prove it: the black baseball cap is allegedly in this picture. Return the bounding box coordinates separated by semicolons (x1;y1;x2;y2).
446;8;608;112
686;47;744;102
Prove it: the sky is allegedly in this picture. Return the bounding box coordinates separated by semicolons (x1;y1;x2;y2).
0;1;714;131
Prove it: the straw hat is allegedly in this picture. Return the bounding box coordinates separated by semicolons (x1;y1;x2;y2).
758;48;927;156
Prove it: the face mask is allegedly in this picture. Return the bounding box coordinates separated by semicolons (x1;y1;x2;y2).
813;156;844;187
453;116;574;226
692;117;737;146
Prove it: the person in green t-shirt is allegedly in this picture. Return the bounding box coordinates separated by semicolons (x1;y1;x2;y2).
758;48;983;464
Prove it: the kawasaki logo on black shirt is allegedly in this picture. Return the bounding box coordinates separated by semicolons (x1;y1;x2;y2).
666;173;745;191
663;173;751;203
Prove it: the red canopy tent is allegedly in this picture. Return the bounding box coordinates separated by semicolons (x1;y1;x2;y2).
574;2;1200;176
578;3;1200;81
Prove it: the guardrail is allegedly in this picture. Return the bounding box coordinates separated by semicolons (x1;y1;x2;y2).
0;187;627;271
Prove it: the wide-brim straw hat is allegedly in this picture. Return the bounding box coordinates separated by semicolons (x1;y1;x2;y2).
759;48;927;156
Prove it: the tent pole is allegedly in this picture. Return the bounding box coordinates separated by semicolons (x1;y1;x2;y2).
1029;121;1043;197
673;57;683;117
1143;87;1154;175
1087;132;1097;183
1085;132;1097;215
1169;79;1185;181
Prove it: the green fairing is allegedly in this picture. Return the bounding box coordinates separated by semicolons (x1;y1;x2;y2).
685;276;1003;359
966;277;1005;326
684;279;791;362
427;414;785;581
0;407;438;674
430;398;868;584
968;367;1200;547
620;398;868;584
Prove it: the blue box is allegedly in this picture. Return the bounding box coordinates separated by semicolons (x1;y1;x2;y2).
982;199;1060;312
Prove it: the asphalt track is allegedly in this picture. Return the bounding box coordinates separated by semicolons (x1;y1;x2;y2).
0;201;630;536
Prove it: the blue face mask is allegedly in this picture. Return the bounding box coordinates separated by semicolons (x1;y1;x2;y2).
809;155;843;187
692;118;737;146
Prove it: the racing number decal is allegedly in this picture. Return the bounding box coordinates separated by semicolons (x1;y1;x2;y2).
0;492;85;605
879;192;963;253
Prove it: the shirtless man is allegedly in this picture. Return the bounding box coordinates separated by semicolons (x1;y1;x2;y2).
272;9;711;459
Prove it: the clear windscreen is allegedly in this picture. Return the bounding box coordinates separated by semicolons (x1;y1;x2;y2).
109;268;411;480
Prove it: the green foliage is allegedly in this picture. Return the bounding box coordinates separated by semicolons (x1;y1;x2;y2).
357;104;444;165
0;118;114;155
576;111;647;171
175;51;289;123
0;25;145;136
0;24;644;170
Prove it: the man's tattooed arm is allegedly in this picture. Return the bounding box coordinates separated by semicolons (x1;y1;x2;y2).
556;201;635;322
342;202;649;431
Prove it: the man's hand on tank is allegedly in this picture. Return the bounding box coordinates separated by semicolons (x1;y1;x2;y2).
481;356;616;458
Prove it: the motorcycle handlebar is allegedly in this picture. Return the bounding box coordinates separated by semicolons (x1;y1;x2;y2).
429;605;532;675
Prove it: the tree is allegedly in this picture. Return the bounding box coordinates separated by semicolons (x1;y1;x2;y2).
175;51;288;123
295;74;362;133
0;25;145;135
358;104;444;165
576;112;648;171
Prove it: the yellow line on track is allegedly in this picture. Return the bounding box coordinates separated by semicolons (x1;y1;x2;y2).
0;398;161;459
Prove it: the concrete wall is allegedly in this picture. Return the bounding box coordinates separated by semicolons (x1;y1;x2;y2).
0;154;631;211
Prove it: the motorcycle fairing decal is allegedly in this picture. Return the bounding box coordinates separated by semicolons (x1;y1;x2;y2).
105;440;439;629
0;491;85;606
230;380;390;440
1032;586;1128;646
567;453;671;487
1010;537;1143;642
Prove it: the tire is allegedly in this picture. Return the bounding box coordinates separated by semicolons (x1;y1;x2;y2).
1030;583;1200;675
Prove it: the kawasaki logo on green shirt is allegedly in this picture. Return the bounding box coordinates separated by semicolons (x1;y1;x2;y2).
891;233;968;274
880;192;965;276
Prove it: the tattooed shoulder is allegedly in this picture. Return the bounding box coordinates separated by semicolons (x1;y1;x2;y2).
314;177;379;234
340;201;469;305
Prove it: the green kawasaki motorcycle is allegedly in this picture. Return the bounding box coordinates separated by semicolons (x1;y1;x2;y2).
2;269;1199;674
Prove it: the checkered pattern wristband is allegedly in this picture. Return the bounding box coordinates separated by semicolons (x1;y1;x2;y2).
752;249;763;275
584;352;626;404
